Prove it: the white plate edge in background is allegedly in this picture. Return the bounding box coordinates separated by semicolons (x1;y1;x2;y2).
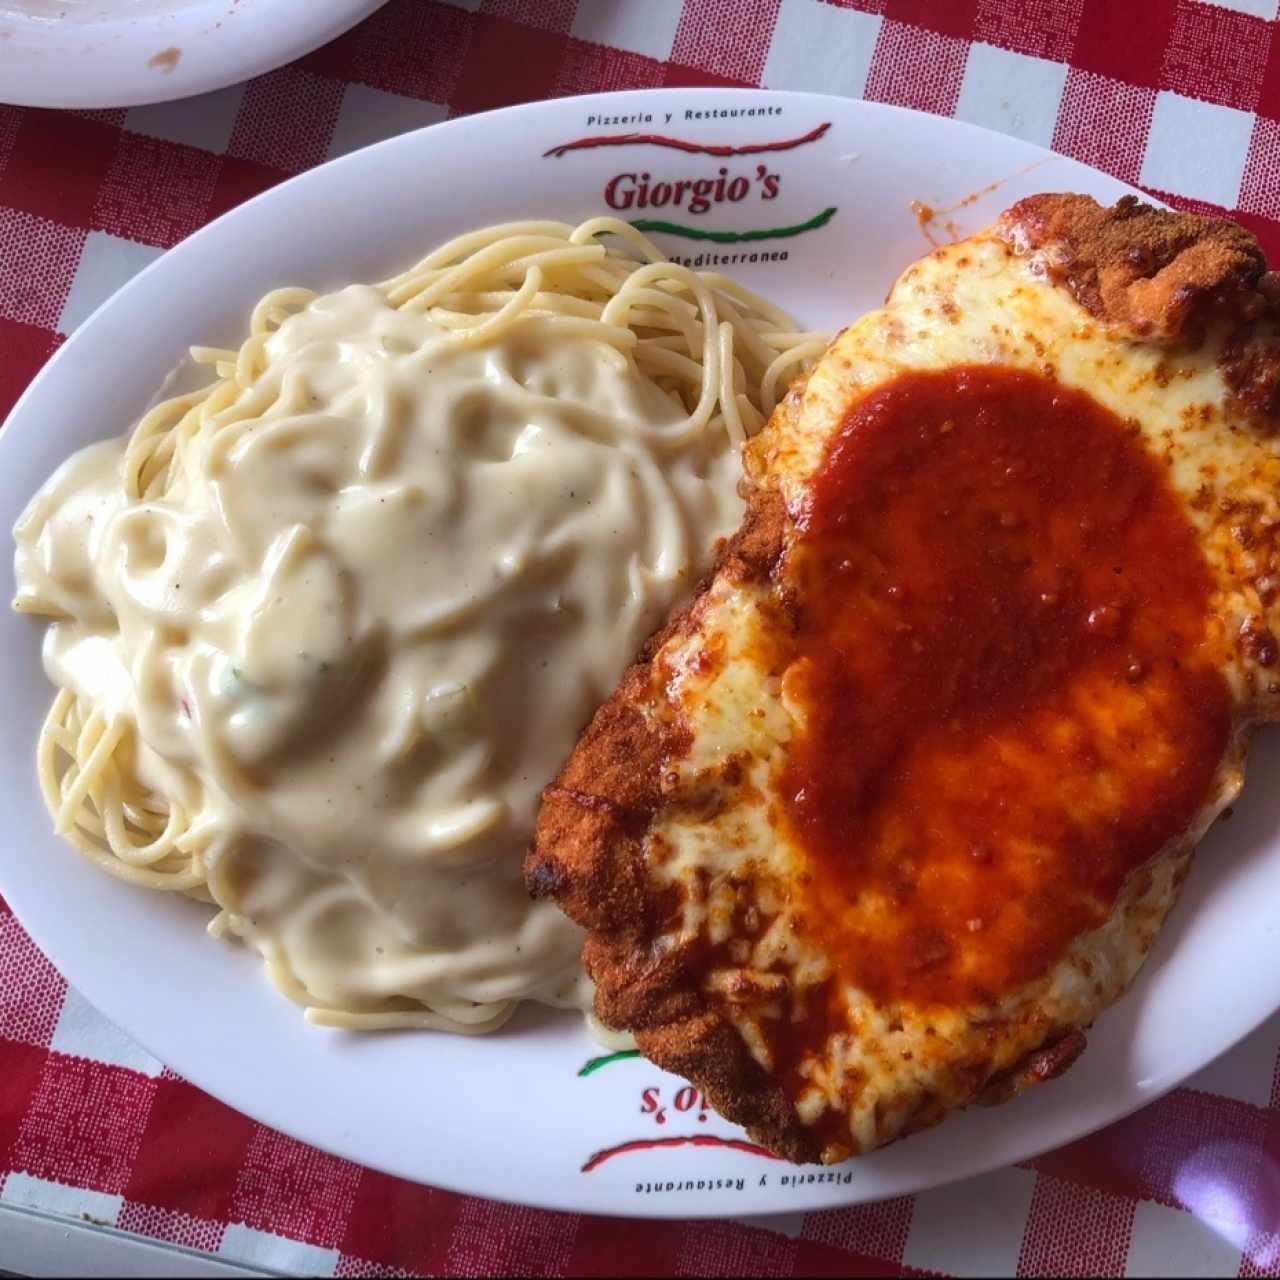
0;0;388;109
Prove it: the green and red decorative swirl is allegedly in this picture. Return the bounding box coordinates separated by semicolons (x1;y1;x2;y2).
631;205;836;243
543;121;831;159
578;1050;641;1077
581;1134;780;1172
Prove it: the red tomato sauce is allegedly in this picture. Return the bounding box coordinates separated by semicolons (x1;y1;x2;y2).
778;365;1230;1010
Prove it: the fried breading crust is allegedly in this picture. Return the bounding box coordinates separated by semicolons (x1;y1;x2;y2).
527;484;825;1163
1002;194;1280;429
527;195;1276;1164
999;193;1268;340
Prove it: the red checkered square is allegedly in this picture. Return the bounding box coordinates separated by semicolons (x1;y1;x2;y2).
674;1219;797;1277
122;1073;256;1218
338;1168;467;1275
1017;1173;1134;1277
882;0;978;39
335;1259;414;1279
793;1237;912;1277
553;37;666;95
1240;116;1280;218
116;1201;225;1253
1051;68;1157;184
446;1197;580;1277
451;14;570;115
1259;27;1280;124
92;133;221;249
228;1126;362;1248
206;156;287;223
661;62;755;88
11;1053;156;1194
0;318;61;424
1147;188;1230;220
0;111;120;227
1242;1230;1280;1278
1257;1108;1280;1234
0;910;66;1047
1161;0;1271;112
565;1215;680;1277
0;207;86;329
804;1195;913;1263
70;108;127;128
227;67;345;174
344;0;476;103
1032;1087;1271;1230
0;1043;48;1168
482;0;578;33
973;0;1084;61
670;0;781;84
1070;0;1177;89
295;3;366;81
865;20;969;114
0;105;20;179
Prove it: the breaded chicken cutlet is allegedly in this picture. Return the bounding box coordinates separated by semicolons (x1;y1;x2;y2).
527;194;1280;1163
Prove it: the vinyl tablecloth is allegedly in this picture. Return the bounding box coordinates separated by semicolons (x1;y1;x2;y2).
4;1;1280;1275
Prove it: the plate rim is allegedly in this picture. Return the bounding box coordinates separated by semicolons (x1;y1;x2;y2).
0;86;1275;1218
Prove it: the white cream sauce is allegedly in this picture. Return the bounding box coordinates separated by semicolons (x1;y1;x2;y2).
15;284;746;1027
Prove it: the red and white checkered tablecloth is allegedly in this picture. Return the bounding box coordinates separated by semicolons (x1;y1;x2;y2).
3;0;1280;1274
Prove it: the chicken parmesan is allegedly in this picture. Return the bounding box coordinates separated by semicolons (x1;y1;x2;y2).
526;194;1280;1163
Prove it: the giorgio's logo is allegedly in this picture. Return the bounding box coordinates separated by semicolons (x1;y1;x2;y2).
575;1050;777;1172
573;1051;859;1192
604;164;780;216
543;121;836;246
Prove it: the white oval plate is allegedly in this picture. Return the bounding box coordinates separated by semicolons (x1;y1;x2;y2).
0;0;387;109
2;89;1278;1218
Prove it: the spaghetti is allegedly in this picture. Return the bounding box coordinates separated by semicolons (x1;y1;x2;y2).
13;217;827;1034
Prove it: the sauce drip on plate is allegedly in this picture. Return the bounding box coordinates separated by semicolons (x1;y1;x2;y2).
779;365;1230;1010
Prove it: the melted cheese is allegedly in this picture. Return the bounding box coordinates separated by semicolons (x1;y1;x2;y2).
642;233;1270;1158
